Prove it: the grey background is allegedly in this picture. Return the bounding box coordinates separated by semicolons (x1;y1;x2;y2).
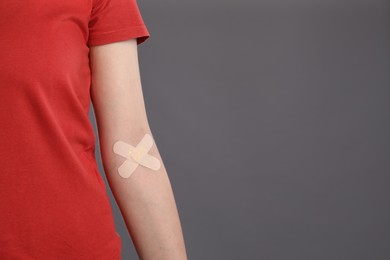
89;0;390;259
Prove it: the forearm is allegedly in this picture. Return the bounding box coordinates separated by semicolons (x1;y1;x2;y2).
99;126;187;260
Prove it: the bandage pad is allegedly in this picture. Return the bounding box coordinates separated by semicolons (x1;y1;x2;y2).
113;133;161;178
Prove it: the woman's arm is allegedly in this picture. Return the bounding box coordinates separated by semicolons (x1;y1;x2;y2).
89;39;188;260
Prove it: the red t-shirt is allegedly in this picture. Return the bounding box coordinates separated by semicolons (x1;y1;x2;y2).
0;0;150;259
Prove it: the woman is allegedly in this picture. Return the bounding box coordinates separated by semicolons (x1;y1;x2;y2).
0;0;187;259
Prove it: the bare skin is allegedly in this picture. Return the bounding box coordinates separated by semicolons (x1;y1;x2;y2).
89;38;188;260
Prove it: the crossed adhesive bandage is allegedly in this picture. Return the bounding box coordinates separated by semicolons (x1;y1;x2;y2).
113;134;161;178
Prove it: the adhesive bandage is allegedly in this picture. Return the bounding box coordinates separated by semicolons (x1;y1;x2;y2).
113;133;161;178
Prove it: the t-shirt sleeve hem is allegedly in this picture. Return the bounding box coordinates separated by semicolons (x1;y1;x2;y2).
87;25;150;47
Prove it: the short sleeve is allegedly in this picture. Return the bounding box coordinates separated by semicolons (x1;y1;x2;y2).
87;0;150;47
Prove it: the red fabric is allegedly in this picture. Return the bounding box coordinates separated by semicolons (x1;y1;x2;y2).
0;0;150;259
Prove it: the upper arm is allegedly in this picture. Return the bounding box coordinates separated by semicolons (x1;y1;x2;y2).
87;0;151;133
89;39;151;136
